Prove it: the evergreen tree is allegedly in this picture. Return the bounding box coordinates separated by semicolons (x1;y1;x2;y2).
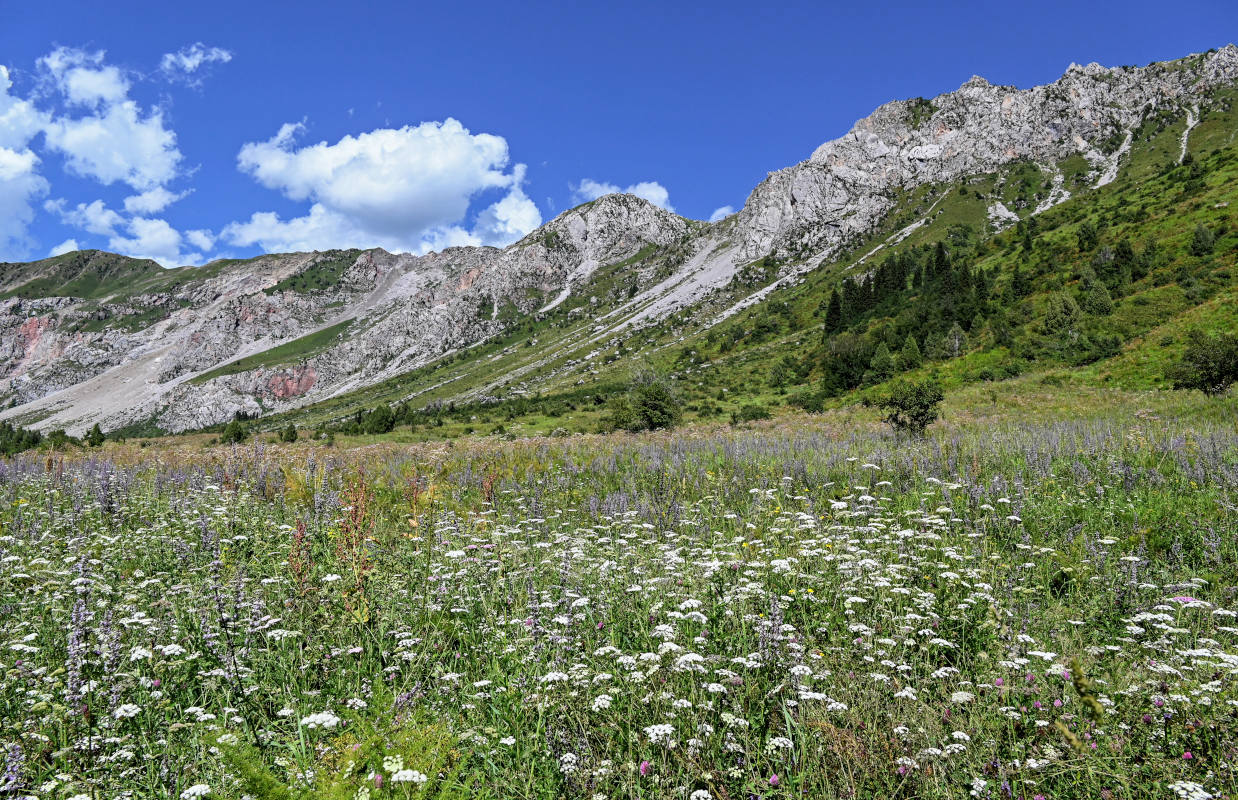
866;343;895;384
1190;224;1216;257
1044;292;1082;334
897;334;922;370
970;313;986;336
945;322;968;358
1077;220;1098;251
823;288;844;336
85;423;105;448
1083;282;1114;315
989;310;1014;348
1011;267;1030;298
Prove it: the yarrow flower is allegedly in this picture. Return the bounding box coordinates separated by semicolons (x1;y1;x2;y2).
114;704;142;718
644;723;675;746
300;711;341;729
180;785;210;799
390;769;427;784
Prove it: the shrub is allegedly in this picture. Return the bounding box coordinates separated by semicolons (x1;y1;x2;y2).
85;423;106;448
877;378;944;437
1168;329;1238;395
602;368;682;432
220;420;250;444
1189;224;1216;257
730;404;772;425
280;423;299;443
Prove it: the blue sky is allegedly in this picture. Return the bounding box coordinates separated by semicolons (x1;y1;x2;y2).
2;0;1235;266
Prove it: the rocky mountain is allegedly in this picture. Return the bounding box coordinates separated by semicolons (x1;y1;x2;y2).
2;45;1235;435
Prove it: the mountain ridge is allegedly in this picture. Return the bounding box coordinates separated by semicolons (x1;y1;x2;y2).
1;45;1236;435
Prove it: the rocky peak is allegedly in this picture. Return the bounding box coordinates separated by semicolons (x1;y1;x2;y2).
735;46;1238;262
531;193;688;263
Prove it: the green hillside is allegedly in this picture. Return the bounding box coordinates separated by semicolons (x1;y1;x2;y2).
245;94;1236;442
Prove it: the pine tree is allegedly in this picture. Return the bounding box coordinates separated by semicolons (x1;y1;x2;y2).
1084;282;1114;315
945;322;968;358
1190;224;1216;257
85;423;105;448
867;343;895;384
823;287;844;336
897;334;922;370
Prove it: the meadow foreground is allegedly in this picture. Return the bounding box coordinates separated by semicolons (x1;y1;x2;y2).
1;397;1236;799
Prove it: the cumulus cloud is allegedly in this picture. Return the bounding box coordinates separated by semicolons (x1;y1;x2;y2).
48;238;78;256
43;100;181;190
573;178;673;212
225;118;541;253
107;217;204;266
0;65;51;259
0;49;207;263
38;48;129;107
55;199;124;236
185;228;215;251
160;43;233;78
123;186;188;214
708;205;735;222
37;47;182;193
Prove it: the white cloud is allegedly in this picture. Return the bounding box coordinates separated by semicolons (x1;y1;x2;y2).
124;186;188;214
48;238;78;256
0;65;50;259
108;217;203;266
43;100;181;190
471;165;541;246
160;43;233;78
54;199;205;267
57;199;124;236
185;229;215;251
37;48;182;192
226;118;541;253
573;178;673;211
708;205;734;222
38;48;129;107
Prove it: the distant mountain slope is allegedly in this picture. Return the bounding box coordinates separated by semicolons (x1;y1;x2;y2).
1;45;1235;435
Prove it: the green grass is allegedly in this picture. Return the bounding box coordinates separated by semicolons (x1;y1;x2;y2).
190;319;355;384
263;250;363;295
2;392;1236;798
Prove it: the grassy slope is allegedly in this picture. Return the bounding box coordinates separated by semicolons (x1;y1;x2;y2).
188;319;356;384
249;91;1234;441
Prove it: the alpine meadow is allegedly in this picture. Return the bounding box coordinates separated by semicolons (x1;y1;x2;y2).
1;17;1238;800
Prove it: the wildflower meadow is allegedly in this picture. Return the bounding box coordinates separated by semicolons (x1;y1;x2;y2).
1;400;1236;799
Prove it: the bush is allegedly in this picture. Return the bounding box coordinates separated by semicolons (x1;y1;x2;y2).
0;421;42;456
602;368;682;432
220;420;250;444
1189;224;1216;257
877;378;944;437
1168;329;1238;395
85;423;106;448
279;423;299;443
730;404;772;425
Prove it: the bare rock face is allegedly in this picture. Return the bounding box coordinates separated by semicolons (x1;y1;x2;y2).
0;194;689;433
734;45;1238;261
0;47;1235;434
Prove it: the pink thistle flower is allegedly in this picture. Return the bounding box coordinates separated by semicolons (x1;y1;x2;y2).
640;760;650;776
769;773;779;786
